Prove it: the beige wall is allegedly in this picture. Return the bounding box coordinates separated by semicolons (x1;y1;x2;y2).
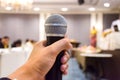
0;14;39;43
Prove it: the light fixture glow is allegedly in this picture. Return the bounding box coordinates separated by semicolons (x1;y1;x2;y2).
88;7;96;11
33;7;40;11
5;6;13;10
61;8;68;12
104;3;110;7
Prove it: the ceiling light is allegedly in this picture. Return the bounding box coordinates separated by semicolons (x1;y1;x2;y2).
61;8;68;12
33;7;40;11
104;3;110;7
5;6;13;11
88;7;96;11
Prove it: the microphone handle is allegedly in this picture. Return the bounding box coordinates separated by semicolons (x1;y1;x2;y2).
45;36;64;80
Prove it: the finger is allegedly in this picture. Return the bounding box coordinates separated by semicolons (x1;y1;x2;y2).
63;70;68;75
48;38;72;56
35;40;47;48
61;52;70;64
60;63;68;72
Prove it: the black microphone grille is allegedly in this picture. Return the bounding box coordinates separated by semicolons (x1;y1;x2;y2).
45;14;67;36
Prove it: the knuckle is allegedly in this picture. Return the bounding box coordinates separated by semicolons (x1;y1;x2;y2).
63;38;72;49
63;39;69;46
63;38;69;44
47;46;56;54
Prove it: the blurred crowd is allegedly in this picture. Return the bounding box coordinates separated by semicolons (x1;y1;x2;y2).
0;36;36;49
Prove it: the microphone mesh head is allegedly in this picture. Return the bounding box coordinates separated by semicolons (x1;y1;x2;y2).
45;14;67;36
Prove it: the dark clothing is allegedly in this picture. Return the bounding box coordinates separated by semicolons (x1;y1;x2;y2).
0;77;11;80
0;42;8;48
0;42;4;48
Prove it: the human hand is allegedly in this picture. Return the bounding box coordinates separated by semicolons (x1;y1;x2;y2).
60;51;70;75
8;38;72;80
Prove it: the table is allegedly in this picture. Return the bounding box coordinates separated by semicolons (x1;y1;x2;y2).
72;48;112;69
80;53;112;79
72;49;113;79
73;49;120;80
80;53;112;58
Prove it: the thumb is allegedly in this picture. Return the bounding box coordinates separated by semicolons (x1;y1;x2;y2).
47;38;72;57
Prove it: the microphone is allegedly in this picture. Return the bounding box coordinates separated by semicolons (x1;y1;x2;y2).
45;14;67;80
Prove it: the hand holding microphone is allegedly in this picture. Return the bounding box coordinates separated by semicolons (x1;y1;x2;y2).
7;14;72;80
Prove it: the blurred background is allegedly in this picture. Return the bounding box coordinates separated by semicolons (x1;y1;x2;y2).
0;0;120;80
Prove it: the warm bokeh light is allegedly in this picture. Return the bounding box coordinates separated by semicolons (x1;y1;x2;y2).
0;0;33;10
104;2;110;7
61;8;68;12
88;7;96;11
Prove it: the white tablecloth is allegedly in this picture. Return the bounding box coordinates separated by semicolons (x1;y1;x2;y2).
0;47;31;77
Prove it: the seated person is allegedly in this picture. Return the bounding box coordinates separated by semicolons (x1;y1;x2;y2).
113;25;119;32
111;14;120;31
0;36;9;48
12;39;22;47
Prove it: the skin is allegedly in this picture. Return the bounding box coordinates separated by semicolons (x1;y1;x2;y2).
8;38;72;80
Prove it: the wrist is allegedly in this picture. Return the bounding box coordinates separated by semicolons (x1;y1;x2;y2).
8;64;44;80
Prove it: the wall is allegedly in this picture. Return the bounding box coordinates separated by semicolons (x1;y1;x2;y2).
0;14;39;43
103;13;119;30
63;14;91;46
